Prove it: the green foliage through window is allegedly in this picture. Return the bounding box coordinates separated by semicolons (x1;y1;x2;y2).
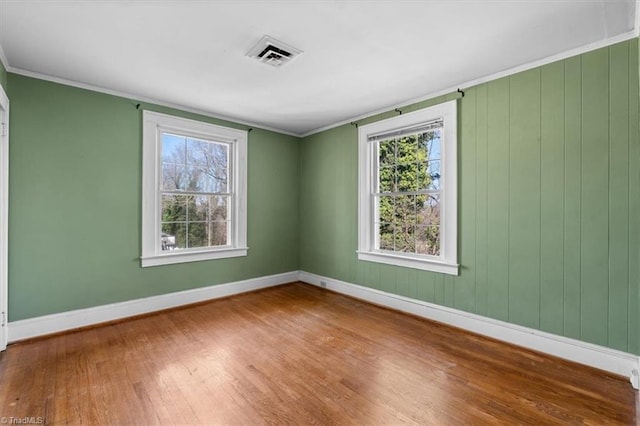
375;129;441;256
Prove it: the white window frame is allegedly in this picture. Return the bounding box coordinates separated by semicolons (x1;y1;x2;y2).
357;100;458;275
141;111;248;267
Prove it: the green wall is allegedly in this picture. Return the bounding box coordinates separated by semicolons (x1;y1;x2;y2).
300;39;640;354
6;74;300;321
4;38;640;355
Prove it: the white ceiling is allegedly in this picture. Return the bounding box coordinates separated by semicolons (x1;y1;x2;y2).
0;1;638;136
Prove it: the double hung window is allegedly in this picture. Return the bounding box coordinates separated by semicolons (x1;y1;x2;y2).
357;100;458;275
141;111;247;267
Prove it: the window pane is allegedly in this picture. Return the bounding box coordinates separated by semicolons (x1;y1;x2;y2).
162;222;186;250
160;137;226;194
417;194;440;226
396;135;417;164
162;164;187;191
160;195;230;251
426;160;441;191
162;133;186;165
377;222;394;251
210;196;228;221
377;195;394;224
416;226;440;256
187;140;227;168
376;132;443;194
209;221;228;246
418;130;441;161
396;162;416;191
393;194;415;253
162;194;186;222
373;193;444;255
378;139;395;167
190;196;209;221
187;138;211;166
180;166;207;192
393;194;416;226
215;168;228;193
415;162;428;191
394;223;416;253
187;222;208;248
378;166;395;193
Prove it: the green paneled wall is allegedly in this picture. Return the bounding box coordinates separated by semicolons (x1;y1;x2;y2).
300;39;640;354
7;74;300;321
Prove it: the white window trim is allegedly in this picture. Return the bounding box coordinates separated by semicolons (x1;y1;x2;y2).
141;111;248;267
357;100;459;275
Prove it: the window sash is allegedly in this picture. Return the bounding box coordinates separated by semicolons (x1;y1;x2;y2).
370;133;444;259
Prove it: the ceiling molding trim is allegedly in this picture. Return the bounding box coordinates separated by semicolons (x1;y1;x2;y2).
2;15;639;139
5;67;301;138
301;29;640;138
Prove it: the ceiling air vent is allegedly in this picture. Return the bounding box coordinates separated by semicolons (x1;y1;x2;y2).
247;35;302;67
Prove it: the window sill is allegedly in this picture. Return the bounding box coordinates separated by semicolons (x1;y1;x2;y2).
357;250;459;276
141;247;248;267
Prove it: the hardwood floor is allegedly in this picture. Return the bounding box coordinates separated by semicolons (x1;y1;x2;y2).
0;282;636;425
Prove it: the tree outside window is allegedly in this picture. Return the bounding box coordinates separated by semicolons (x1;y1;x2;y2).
376;129;441;256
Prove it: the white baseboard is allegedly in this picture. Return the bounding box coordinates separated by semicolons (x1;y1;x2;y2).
299;271;640;390
8;269;639;391
8;271;299;343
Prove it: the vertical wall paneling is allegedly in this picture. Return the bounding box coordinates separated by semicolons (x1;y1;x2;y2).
540;61;566;336
415;270;432;302
395;267;410;298
456;88;477;312
434;272;445;305
486;78;511;322
299;40;639;354
355;258;367;288
508;69;542;329
367;262;381;291
339;126;357;282
629;39;640;354
406;268;418;301
563;56;583;340
379;264;397;295
580;48;610;346
443;274;455;307
475;84;489;317
607;42;630;350
417;270;433;303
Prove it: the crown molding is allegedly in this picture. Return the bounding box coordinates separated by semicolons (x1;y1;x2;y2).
1;10;639;139
300;28;640;138
4;66;301;138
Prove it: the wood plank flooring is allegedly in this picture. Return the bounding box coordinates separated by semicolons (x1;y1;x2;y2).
0;283;636;425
